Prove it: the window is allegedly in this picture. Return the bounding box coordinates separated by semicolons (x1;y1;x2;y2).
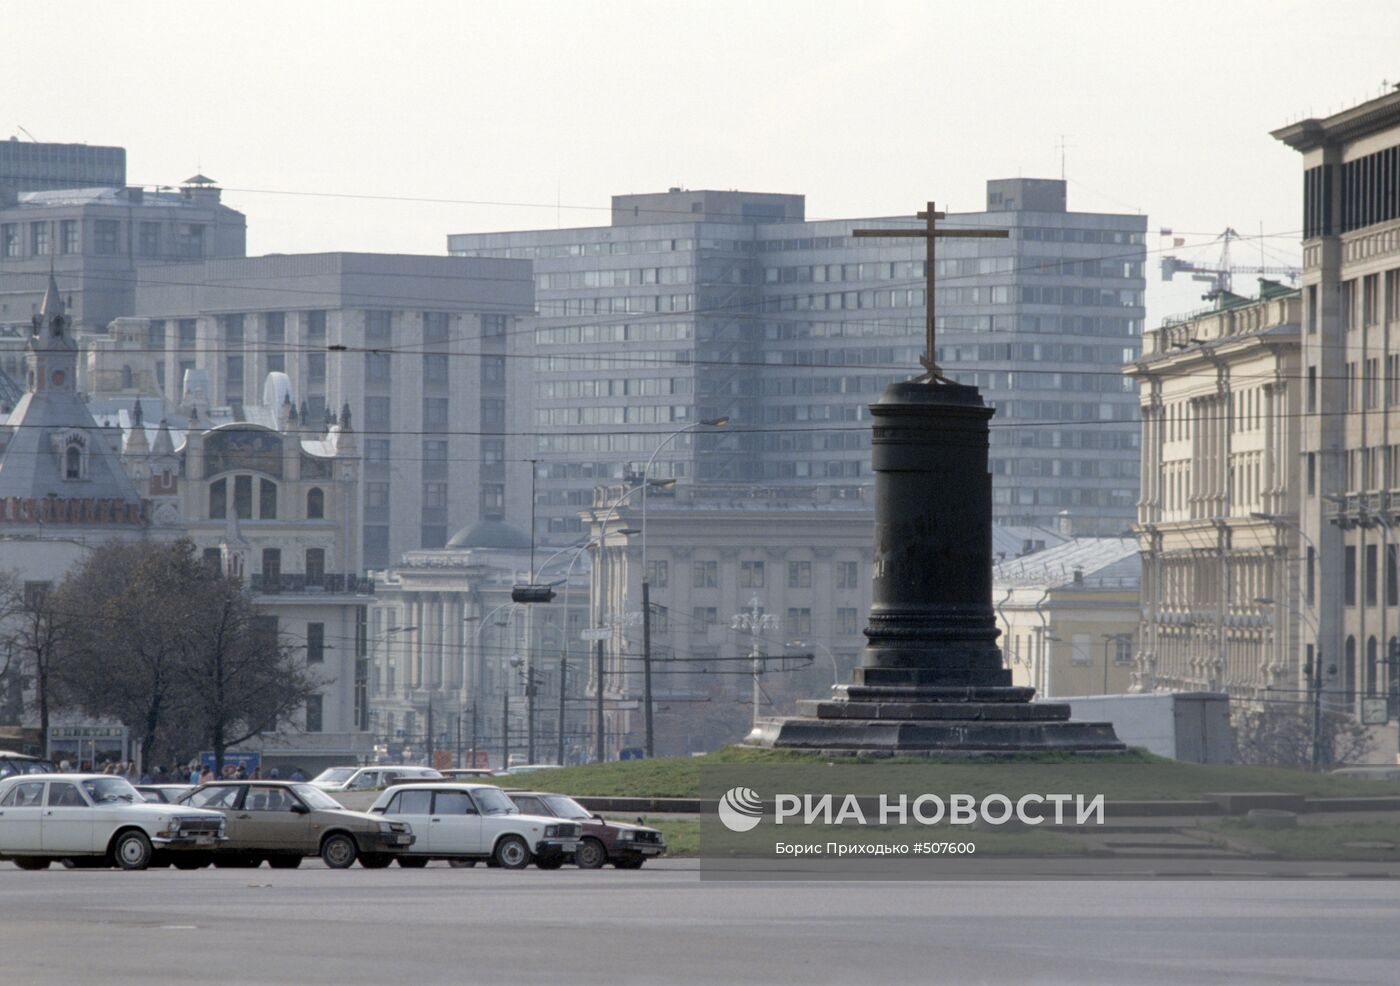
651;604;669;633
424;312;452;343
176;223;205;258
739;561;765;588
1364;274;1380;326
423;397;449;430
147;320;166;350
259;479;278;519
481;356;506;385
307;351;326;384
836;561;859;589
225;355;244;393
203;547;223;572
1307;366;1317;413
422;439;447;478
424;354;449;385
47;782;86;807
306;487;324;519
1306;546;1316;606
307;622;325;663
691;607;717;629
2;781;44;806
209;479;227;519
64;445;81;479
787;561;812;588
422;482;447;509
480;484;505;516
786;608;812;636
1306;452;1316;496
262;548;281;583
365;352;391;384
1306;284;1318;334
365;397;390;428
93;220;119;255
837;607;859;635
31;221;50;256
138;222;160;257
234;475;253;519
388;789;432;815
365;440;390;466
646;560;668;587
1115;638;1134;664
1345;545;1357;606
1367;544;1379;607
1;224;18;257
434;791;477;815
481;314;507;338
365;310;392;341
305;549;325;586
178;319;198;349
481;399;506;430
305;695;323;733
692;560;718;588
59;220;77;254
1389;544;1398;608
306;310;327;339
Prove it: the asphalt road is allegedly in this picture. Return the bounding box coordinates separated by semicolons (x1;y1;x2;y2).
4;859;1400;985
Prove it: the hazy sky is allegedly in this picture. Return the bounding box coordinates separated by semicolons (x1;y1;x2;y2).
11;0;1400;321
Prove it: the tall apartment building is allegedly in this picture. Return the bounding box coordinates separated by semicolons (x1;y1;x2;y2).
0;177;247;374
448;179;1146;541
131;252;536;569
1274;89;1400;714
0;138;125;193
1126;284;1302;702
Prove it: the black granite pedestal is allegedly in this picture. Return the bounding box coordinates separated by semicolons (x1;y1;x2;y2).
747;379;1123;756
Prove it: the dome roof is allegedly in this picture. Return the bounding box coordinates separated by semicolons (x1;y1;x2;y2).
446;519;532;551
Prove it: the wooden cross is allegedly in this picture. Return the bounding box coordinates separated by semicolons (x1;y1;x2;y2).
854;201;1008;382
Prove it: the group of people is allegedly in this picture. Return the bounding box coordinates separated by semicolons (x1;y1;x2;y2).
51;759;308;785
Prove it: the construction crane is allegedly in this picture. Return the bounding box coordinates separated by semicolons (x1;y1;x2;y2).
1159;227;1300;301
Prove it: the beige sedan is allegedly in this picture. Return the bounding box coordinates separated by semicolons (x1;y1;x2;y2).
178;780;413;869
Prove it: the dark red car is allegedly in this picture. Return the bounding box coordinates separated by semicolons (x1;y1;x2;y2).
505;791;665;869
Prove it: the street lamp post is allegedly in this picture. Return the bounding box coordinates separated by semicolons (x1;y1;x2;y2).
638;417;727;759
1099;633;1132;695
590;482;648;762
786;639;840;687
733;595;780;736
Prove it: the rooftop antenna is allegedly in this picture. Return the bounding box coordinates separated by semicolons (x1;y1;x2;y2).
1055;134;1071;180
16;125;38;142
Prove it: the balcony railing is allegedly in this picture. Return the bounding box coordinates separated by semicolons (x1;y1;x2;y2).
250;573;375;595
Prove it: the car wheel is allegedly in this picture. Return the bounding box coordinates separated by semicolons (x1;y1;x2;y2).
113;830;153;871
535;855;564;870
492;835;532;870
171;854;209;870
574;837;607;869
267;856;302;869
359;854;392;869
320;833;358;869
448;859;477;868
396;856;429;868
13;856;51;871
613;857;645;870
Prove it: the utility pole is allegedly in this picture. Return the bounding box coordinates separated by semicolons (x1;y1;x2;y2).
455;713;462;770
502;690;510;772
557;656;568;766
1311;649;1325;771
595;637;605;763
642;578;654;758
425;700;434;768
470;698;478;769
526;670;537;765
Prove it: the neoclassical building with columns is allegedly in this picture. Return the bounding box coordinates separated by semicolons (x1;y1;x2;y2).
1126;283;1302;702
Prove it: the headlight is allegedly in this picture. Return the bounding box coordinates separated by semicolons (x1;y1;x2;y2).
544;825;560;837
166;818;181;832
615;830;635;841
378;821;394;833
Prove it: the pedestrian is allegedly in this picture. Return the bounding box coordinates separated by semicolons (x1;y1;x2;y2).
289;766;306;782
250;766;261;780
189;763;200;785
58;759;71;773
199;766;213;785
235;764;248;780
268;767;280;779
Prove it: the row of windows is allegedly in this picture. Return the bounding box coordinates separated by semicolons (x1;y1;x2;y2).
209;478;325;521
0;219;205;259
760;314;1141;342
536;405;691;426
536;377;688;400
991;486;1137;508
762;256;1141;285
539;294;695;317
537;266;693;289
648;559;863;591
535;321;695;346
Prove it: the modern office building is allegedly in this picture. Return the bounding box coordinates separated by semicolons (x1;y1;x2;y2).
1274;88;1400;716
131;252;536;568
448;179;1147;541
1126;284;1302;702
0;177;247;373
0;138;125;193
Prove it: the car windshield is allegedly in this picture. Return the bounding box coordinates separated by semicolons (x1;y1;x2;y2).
80;777;140;804
292;784;343;810
470;787;518;815
312;767;357;784
542;795;591;819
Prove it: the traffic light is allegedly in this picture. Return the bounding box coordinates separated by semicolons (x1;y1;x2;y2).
511;584;556;604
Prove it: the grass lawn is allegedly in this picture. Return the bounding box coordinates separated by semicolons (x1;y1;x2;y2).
488;747;1400;802
1200;819;1400;861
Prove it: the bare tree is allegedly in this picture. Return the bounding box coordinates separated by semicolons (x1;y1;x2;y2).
1233;705;1375;769
0;573;77;752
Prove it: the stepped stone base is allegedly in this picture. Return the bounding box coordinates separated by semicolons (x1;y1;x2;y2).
745;685;1126;757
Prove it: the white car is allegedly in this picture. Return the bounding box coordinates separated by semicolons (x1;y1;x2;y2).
309;765;444;792
0;774;227;870
369;782;581;870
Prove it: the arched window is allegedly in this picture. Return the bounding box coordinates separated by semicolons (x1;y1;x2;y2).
64;445;81;479
1367;637;1379;697
209;478;227;519
259;479;278;520
1344;636;1358;706
307;487;324;519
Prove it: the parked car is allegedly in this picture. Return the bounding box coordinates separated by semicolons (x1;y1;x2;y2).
176;780;414;869
503;764;563;776
369;782;580;870
0;750;55;780
308;765;444;792
0;773;226;870
439;768;497;780
135;784;194;804
506;791;665;869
